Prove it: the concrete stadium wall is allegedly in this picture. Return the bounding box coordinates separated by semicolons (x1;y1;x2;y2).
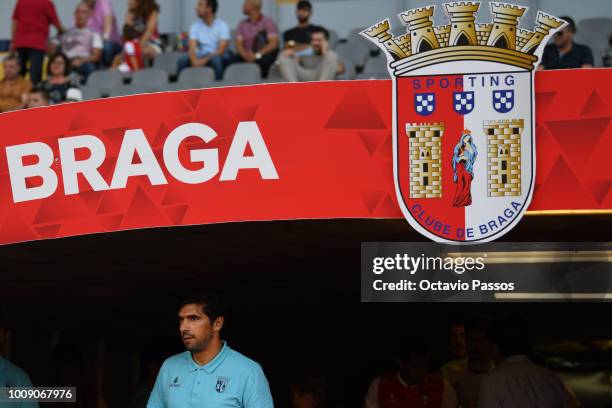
1;0;611;41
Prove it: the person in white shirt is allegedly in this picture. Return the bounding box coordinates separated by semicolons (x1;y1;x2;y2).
477;317;579;408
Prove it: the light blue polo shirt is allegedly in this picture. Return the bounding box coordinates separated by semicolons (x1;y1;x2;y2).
147;342;273;408
189;17;230;58
0;356;39;408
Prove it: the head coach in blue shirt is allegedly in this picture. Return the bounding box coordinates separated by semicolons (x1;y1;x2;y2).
147;293;274;408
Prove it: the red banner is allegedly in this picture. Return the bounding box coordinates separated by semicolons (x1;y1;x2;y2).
0;69;609;245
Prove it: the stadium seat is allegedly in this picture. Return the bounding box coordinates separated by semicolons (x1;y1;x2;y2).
335;41;370;69
363;56;388;74
131;68;169;90
356;72;390;80
577;18;612;38
575;33;610;67
86;70;123;96
159;82;209;92
267;64;283;80
80;84;102;100
328;29;339;49
109;84;149;98
177;67;215;86
337;60;356;80
153;51;184;77
223;62;261;84
348;26;378;53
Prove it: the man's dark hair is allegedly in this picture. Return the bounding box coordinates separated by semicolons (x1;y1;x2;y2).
179;293;226;323
205;0;218;14
3;53;20;66
297;0;312;11
311;26;329;41
490;316;532;357
560;16;576;33
30;86;50;102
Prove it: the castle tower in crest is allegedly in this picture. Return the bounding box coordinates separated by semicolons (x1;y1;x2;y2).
445;2;480;46
400;7;441;55
486;3;525;50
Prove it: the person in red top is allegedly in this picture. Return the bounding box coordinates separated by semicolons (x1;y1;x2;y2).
12;0;64;86
365;337;458;408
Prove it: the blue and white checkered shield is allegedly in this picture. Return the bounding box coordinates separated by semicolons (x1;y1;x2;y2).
414;93;435;116
492;89;514;113
453;91;474;115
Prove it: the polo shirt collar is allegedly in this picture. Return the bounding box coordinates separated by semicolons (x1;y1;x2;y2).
188;341;230;374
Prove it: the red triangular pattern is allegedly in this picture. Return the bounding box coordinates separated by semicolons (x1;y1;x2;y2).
69;111;96;130
586;180;612;205
580;91;609;117
325;85;386;129
192;91;237;140
161;185;188;206
234;105;258;121
33;195;89;224
536;91;557;118
79;190;104;211
152;123;170;148
182;90;202;110
358;131;388;156
164;204;189;225
546;118;610;171
120;186;167;228
97;194;122;214
0;212;38;242
534;124;562;183
531;157;596;209
362;190;385;213
374;194;402;217
34;224;61;238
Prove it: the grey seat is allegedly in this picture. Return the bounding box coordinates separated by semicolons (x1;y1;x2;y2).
177;67;215;86
267;64;283;80
575;34;609;67
356;72;390;80
131;68;169;90
328;29;339;49
335;41;370;69
153;51;184;77
80;84;102;100
348;27;379;53
336;59;356;80
109;84;149;98
363;56;388;74
577;18;612;37
223;62;261;84
86;70;123;96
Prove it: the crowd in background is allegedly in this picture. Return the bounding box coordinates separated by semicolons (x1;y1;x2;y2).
0;0;609;113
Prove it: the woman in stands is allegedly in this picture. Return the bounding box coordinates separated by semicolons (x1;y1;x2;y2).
38;53;81;104
124;0;162;63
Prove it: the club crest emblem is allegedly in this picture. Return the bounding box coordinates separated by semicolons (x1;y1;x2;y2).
215;376;229;393
361;2;565;243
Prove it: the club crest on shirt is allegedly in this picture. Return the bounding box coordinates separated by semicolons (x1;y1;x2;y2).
169;376;181;388
215;376;229;393
361;2;566;243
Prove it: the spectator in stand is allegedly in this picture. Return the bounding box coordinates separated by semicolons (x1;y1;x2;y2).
53;2;103;81
282;1;320;57
365;337;458;408
24;87;50;108
177;0;231;80
540;16;594;70
38;53;81;105
11;0;65;86
0;54;32;113
125;0;162;63
478;317;579;408
115;25;145;73
278;27;343;82
234;0;279;78
84;0;122;67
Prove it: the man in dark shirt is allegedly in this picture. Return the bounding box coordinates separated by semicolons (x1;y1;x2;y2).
281;0;320;57
541;16;594;70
